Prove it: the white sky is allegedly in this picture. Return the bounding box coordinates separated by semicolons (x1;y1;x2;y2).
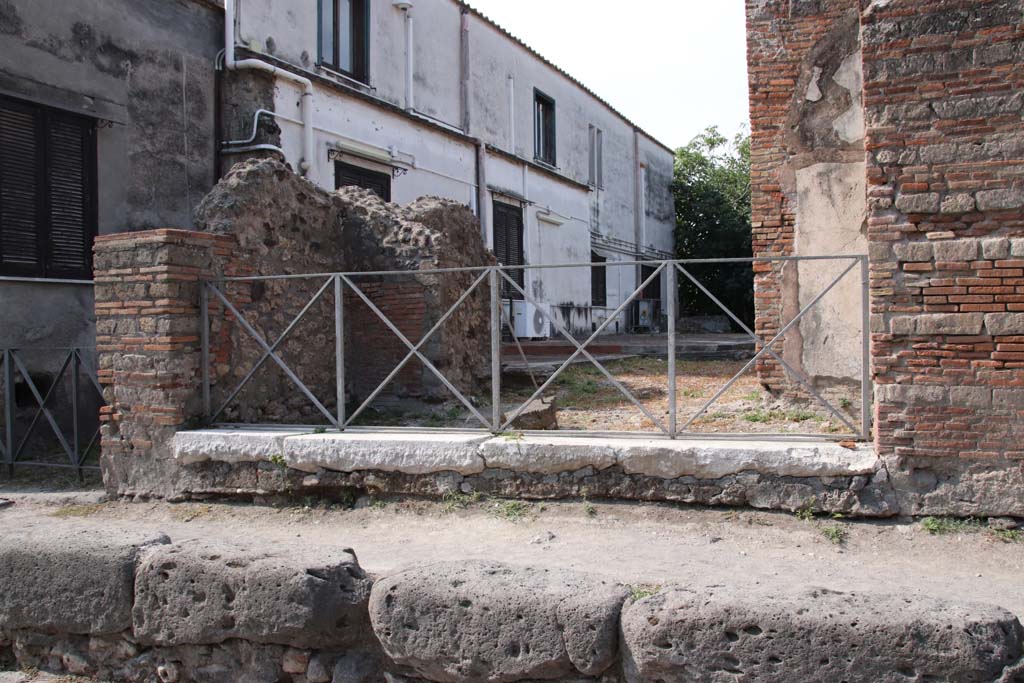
466;0;751;151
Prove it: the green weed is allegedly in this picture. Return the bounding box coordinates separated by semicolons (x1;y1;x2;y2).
441;490;483;513
821;524;847;545
989;528;1022;544
490;499;530;521
921;517;981;535
630;584;661;601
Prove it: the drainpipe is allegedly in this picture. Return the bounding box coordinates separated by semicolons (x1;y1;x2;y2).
395;1;415;111
507;74;515;153
476;140;489;246
459;8;470;132
223;0;314;175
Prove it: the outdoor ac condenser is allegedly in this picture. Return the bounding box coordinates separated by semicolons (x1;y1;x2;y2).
511;300;551;339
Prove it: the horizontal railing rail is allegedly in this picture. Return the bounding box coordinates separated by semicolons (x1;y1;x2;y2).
200;255;871;441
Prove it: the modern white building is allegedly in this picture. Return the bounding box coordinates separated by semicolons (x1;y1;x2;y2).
225;0;676;337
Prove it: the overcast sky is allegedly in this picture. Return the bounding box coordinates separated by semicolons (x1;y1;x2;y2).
466;0;751;151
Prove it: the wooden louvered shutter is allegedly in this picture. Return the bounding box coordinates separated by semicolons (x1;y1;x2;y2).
0;101;42;276
492;200;524;300
46;114;95;278
0;96;95;279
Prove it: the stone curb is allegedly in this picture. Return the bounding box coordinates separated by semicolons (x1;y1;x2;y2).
173;428;881;480
2;537;1021;682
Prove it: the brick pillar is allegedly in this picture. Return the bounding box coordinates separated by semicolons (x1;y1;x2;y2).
862;0;1024;515
93;229;235;497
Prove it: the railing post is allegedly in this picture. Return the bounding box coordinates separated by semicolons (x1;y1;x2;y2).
200;281;210;421
71;349;81;478
860;255;872;442
335;274;345;430
489;267;502;433
667;264;677;438
3;349;12;476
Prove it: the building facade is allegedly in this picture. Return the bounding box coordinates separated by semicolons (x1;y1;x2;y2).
225;0;675;337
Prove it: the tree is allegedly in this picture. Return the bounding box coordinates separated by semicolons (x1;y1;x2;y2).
672;125;753;329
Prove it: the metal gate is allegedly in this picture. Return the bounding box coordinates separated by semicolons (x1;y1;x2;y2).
0;347;104;477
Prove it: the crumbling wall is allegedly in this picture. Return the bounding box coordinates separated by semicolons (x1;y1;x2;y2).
191;158;490;423
747;0;868;411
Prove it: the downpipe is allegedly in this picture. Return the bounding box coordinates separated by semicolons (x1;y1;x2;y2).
223;0;314;176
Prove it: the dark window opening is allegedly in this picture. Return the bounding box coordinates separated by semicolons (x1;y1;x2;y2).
493;199;524;300
533;89;556;166
318;0;369;82
335;160;391;201
591;252;607;307
641;264;662;300
0;95;97;280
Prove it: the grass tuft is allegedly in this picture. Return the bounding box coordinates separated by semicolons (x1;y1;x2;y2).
921;516;981;535
630;584;661;601
441;490;482;513
489;499;530;521
821;524;847;545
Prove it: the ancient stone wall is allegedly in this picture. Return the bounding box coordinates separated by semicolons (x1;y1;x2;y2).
746;0;868;404
193;159;491;422
2;528;1022;683
748;0;1024;514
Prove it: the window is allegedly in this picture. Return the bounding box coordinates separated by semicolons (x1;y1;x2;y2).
318;0;369;82
0;96;96;280
591;252;607;307
533;89;556;166
492;199;524;300
588;125;603;188
334;160;391;201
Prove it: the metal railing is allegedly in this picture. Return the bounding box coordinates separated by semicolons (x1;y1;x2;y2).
0;347;104;477
201;255;871;441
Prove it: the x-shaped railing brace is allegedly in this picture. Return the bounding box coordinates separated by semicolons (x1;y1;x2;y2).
499;264;670;434
1;348;104;469
677;259;861;433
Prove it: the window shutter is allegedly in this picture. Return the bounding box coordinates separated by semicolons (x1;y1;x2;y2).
493;200;524;300
46;115;93;277
0;103;42;274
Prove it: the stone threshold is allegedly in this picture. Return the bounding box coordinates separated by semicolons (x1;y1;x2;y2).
173;428;880;480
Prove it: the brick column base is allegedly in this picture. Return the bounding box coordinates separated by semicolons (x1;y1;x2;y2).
93;229;235;497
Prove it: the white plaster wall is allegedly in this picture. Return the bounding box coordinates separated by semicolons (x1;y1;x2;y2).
236;0;675;337
273;79;477;206
794;162;867;382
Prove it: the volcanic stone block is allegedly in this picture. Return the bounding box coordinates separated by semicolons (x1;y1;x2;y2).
369;560;629;682
0;528;169;635
133;540;372;648
620;584;1023;683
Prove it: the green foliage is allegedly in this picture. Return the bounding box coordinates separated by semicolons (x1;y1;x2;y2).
990;528;1022;543
489;499;530;521
441;490;483;513
921;516;981;535
673;126;753;328
269;454;287;470
821;524;847;545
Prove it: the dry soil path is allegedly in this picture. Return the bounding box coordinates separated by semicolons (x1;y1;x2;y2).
1;489;1021;620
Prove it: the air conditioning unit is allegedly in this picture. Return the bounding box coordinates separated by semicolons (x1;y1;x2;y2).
635;300;656;331
511;300;550;339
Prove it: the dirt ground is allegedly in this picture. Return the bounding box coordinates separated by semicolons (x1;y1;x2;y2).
2;485;1021;621
358;358;864;437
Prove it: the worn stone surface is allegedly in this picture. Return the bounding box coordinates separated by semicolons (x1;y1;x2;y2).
985;313;1024;336
172;458;900;517
173;428;308;465
369;560;628;683
0;528;169;635
133;540;372;648
886;456;1024;518
618;441;879;480
282;432;488;475
479;436;618;475
621;584;1024;683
